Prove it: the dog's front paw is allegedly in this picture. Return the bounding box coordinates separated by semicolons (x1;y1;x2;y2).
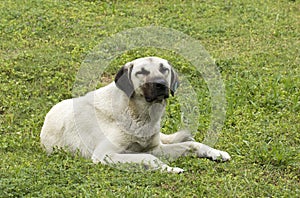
161;165;184;174
167;167;185;174
209;149;231;162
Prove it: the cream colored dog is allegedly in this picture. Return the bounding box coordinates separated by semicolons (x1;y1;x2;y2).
40;57;230;173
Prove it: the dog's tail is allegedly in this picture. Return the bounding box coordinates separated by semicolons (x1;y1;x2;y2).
160;130;195;144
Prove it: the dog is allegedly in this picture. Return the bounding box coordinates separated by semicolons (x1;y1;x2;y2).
40;57;230;173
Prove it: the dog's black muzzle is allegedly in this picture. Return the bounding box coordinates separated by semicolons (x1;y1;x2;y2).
142;78;169;103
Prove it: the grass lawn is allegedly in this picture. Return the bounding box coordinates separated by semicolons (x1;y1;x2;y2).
1;0;299;197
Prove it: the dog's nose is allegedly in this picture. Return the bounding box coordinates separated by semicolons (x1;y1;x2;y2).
152;78;167;90
154;82;167;90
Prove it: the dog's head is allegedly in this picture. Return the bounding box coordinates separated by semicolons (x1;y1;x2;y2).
115;57;179;103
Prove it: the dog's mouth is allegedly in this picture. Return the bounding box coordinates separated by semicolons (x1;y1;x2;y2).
145;94;169;103
142;81;169;103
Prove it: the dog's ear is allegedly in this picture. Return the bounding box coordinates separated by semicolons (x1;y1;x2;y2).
115;63;134;98
170;67;180;96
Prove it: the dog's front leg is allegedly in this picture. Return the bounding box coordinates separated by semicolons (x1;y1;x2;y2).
92;152;184;173
150;141;231;161
90;140;184;173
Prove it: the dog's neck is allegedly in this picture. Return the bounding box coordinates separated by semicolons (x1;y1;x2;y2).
116;95;166;138
127;96;166;124
108;86;166;138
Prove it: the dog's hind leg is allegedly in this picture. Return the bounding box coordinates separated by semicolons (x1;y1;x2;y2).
160;130;194;144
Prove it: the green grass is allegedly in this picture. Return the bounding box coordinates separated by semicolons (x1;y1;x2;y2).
1;0;299;197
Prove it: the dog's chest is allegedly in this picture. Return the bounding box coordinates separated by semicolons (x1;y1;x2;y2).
122;134;159;153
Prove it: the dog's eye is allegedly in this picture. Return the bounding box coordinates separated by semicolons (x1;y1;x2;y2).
159;63;169;75
135;68;150;77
